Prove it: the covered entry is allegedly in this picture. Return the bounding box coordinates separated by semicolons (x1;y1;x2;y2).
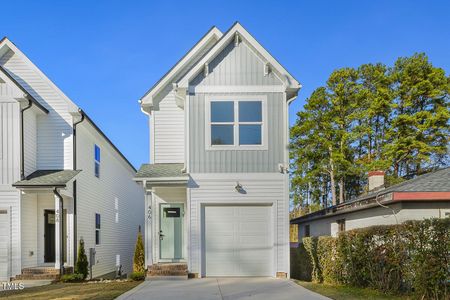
203;205;273;277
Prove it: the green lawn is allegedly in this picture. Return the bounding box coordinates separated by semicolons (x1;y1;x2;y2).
295;280;411;300
0;280;141;300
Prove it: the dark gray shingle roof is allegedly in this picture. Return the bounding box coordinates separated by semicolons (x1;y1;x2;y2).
13;170;81;188
135;163;187;179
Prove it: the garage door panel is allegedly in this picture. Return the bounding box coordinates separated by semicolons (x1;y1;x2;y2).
204;205;273;277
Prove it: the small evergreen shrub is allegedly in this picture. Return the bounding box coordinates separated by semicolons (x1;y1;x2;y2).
130;271;145;281
133;228;145;273
75;239;89;279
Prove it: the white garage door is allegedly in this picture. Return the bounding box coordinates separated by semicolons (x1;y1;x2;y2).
0;208;10;282
204;205;273;277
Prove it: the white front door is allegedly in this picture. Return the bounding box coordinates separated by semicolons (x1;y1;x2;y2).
204;205;273;277
0;208;10;281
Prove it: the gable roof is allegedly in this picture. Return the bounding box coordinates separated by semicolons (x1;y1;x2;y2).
291;167;450;224
0;37;136;172
140;26;222;107
134;163;187;180
177;22;301;92
0;64;49;113
13;170;81;188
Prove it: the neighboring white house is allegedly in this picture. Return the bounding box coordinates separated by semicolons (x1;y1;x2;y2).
0;37;144;281
134;23;301;278
291;169;450;241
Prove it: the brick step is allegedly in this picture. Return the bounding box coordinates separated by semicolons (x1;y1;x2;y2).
21;270;60;275
15;274;59;280
148;270;188;276
148;264;188;271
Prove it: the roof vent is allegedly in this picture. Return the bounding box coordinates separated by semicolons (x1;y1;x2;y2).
368;171;385;191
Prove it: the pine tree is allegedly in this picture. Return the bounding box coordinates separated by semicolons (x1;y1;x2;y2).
75;238;88;279
133;228;145;273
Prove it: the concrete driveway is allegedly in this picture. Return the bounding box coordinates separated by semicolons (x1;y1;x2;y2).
117;278;329;300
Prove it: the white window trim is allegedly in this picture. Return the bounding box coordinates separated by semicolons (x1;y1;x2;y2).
94;144;100;178
205;95;268;150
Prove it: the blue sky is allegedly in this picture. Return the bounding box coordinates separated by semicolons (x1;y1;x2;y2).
1;1;449;168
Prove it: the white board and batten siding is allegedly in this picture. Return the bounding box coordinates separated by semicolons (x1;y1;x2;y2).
76;122;144;278
0;97;22;279
188;173;289;277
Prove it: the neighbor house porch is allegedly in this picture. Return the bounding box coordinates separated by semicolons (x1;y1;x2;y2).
13;170;80;279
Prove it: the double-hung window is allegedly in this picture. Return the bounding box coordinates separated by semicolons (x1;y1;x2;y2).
207;96;266;150
95;213;101;245
94;145;100;178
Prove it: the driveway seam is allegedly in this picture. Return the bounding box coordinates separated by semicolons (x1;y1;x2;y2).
216;278;224;300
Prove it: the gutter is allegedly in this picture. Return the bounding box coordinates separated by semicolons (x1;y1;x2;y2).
72;109;85;265
53;188;64;276
20;99;32;180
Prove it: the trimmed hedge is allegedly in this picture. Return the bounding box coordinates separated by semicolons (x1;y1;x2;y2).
290;218;450;299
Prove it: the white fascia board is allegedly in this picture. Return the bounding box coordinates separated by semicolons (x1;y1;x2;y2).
133;176;189;182
140;27;223;107
178;23;302;91
0;38;79;113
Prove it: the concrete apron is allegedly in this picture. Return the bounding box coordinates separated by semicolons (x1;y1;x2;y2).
117;278;330;300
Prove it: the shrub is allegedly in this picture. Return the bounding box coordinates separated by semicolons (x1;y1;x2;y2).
75;239;89;279
130;271;145;281
303;237;323;282
291;218;450;298
290;243;312;281
403;218;450;299
317;236;341;284
60;273;84;282
133;228;145;273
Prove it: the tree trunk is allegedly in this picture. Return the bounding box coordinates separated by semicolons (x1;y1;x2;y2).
338;178;345;204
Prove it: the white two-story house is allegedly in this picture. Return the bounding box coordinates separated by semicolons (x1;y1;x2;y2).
135;23;301;278
0;37;144;281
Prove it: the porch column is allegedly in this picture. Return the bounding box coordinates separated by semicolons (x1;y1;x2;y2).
145;190;153;267
54;193;62;270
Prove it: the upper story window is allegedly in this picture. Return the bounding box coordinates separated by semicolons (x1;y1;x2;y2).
206;96;267;150
94;145;100;178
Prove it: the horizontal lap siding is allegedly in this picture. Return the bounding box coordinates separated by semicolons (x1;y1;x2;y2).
76;123;144;278
0;50;73;170
188;174;288;276
153;91;184;163
23;109;37;177
20;194;37;268
189;92;284;173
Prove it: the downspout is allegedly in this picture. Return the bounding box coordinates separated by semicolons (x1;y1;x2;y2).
53;188;64;275
20;98;32;180
72;109;85;265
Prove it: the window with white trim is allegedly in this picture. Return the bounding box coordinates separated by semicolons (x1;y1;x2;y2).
94;145;100;178
207;97;266;149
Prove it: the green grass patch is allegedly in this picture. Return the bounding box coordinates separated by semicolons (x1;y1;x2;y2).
295;280;411;300
0;280;141;300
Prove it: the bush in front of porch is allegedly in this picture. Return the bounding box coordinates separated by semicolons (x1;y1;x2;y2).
75;238;89;279
130;228;145;281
